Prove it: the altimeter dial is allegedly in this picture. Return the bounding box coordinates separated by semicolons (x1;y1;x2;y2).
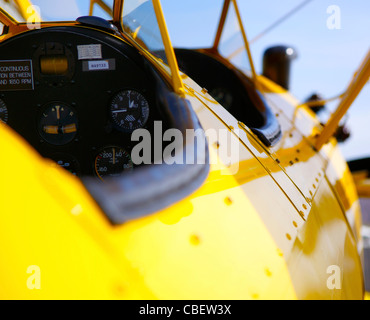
110;90;149;132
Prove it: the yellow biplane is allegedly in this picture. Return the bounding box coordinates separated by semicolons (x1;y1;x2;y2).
0;0;369;300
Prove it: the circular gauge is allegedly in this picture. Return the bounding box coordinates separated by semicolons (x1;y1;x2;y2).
95;146;133;180
209;88;233;110
0;99;8;124
110;90;149;132
51;153;80;176
39;102;78;145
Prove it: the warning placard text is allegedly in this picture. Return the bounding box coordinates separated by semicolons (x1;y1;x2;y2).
0;60;34;91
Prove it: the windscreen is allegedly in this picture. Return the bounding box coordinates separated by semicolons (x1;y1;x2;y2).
10;0;114;21
121;0;168;65
218;0;253;76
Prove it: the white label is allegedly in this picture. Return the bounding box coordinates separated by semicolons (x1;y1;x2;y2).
77;44;102;60
88;60;109;71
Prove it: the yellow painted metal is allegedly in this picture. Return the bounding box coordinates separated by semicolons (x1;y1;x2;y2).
231;0;258;84
0;8;28;40
287;177;364;299
182;75;365;299
14;0;41;21
354;177;370;198
0;76;365;298
314;50;370;150
151;0;185;97
0;0;366;300
89;0;113;17
297;92;345;109
0;121;299;299
112;0;124;23
212;0;229;52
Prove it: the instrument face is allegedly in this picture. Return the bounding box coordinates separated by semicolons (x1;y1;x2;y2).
51;153;81;176
110;90;150;132
39;102;78;145
94;146;133;180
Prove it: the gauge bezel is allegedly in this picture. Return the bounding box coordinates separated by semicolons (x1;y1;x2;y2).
38;101;79;146
109;88;150;133
50;152;81;176
94;145;133;181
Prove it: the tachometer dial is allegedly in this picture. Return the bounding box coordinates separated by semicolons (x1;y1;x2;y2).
95;146;133;180
0;99;8;124
110;90;149;132
39;102;78;145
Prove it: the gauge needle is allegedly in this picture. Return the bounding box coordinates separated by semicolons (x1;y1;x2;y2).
43;123;76;134
56;105;60;120
129;101;135;109
43;125;59;134
112;109;127;113
62;123;77;134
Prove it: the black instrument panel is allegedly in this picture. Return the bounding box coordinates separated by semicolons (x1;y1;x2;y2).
0;26;165;179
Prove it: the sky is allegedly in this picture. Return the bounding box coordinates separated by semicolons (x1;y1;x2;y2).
21;0;370;161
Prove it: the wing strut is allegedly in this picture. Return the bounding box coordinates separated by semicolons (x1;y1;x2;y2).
314;50;370;150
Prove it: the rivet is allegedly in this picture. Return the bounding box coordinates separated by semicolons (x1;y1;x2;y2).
264;268;272;277
224;197;233;206
286;233;292;240
302;204;307;210
190;234;201;246
277;248;284;257
114;284;125;296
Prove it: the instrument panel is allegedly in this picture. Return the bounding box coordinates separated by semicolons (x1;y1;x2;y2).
0;26;165;180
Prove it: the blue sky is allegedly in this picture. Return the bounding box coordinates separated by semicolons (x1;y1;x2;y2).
31;0;370;161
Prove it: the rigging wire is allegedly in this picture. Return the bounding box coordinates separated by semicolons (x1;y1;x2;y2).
250;0;314;44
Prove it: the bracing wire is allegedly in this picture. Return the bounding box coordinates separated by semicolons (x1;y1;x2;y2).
250;0;314;44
